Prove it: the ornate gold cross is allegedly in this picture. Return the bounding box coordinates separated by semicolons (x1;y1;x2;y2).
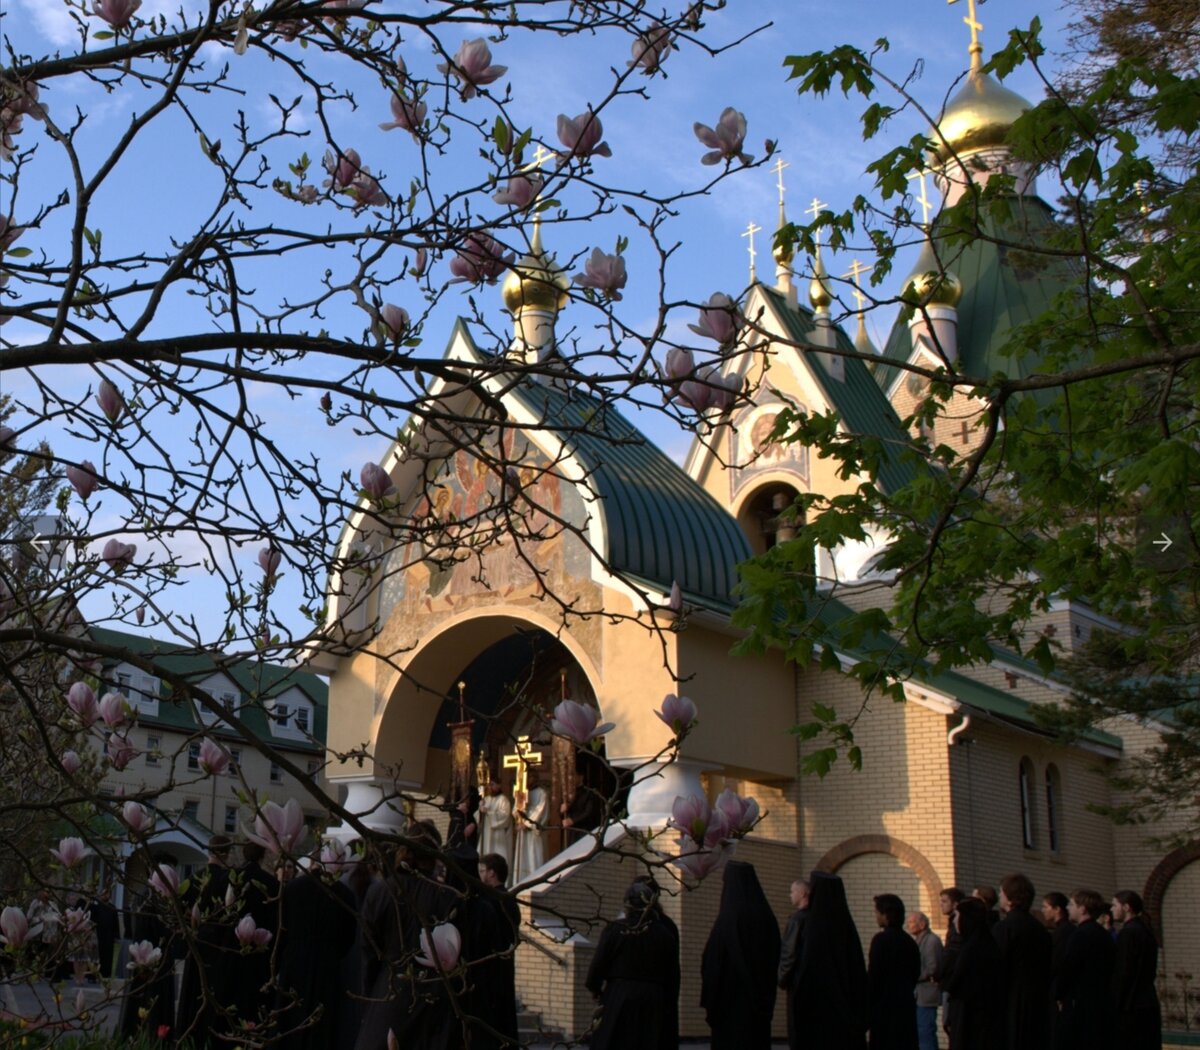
742;220;762;281
773;155;790;207
502;735;543;796
807;196;828;249
948;0;983;67
844;258;870;312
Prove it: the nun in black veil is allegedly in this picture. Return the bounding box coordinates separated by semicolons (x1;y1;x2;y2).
700;860;782;1050
794;870;869;1050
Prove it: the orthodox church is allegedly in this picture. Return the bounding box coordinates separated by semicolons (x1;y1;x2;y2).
305;29;1196;1041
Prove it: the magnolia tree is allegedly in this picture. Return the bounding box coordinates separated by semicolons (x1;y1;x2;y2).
0;1;769;1044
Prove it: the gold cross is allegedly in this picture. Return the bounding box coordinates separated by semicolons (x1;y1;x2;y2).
907;169;933;227
742;220;762;281
501;735;543;796
773;156;790;207
806;196;828;250
844;258;870;312
948;0;983;68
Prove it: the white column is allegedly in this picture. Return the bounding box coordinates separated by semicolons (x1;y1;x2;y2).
613;757;712;829
325;775;413;844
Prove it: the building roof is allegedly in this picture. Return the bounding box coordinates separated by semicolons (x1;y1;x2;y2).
506;379;753;605
88;626;328;752
876;195;1083;394
758;285;922;497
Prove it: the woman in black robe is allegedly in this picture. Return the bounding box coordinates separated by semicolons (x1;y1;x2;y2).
354;822;460;1050
700;860;782;1050
993;874;1051;1050
118;892;176;1040
794;870;868;1050
943;897;1004;1050
586;880;679;1050
867;893;919;1050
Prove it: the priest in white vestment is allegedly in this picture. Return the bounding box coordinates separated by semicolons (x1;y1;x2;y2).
513;770;548;885
479;780;513;878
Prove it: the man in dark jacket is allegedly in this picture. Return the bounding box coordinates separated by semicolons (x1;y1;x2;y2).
1041;892;1074;1050
1057;889;1117;1050
1111;891;1162;1050
778;878;810;1050
994;874;1051;1050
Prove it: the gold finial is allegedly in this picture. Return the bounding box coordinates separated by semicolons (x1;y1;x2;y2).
806;197;832;310
772;156;794;267
907;170;933;228
742;220;762;282
948;0;983;73
502;142;569;319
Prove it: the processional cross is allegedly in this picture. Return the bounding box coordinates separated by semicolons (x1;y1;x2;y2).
502;735;543;797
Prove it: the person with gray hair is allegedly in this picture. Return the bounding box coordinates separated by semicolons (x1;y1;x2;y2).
778;878;811;1050
905;910;943;1050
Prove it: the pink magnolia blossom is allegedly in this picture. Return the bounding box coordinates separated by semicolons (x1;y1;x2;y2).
319;839;350;873
0;425;14;450
94;0;141;29
0;216;22;252
128;940;162;970
556;110;612;163
97;378;125;422
549;699;615;745
67;460;100;501
323;147;362;190
379;90;426;137
416;922;462;970
449;233;512;285
573;248;627;300
409;247;428;278
664;346;695;381
667;579;683;615
360;462;395;501
0;906;29;947
672;838;730;880
437;39;507;100
688;292;741;345
694;107;753;166
258;546;282;578
349;171;387;209
377;304;410;340
149;864;180;897
235;914;273;948
387;1031;400;1050
703;805;734;848
107;732;137;770
629;22;672;74
668;794;712;845
713;788;759;835
492;174;542;210
64;908;92;936
246;798;306;854
122;801;153;834
67;682;99;726
61;750;82;775
135;605;146;625
51;836;93;869
198;738;230;776
678;366;739;413
98;691;130;728
655;693;697;735
102;538;137;571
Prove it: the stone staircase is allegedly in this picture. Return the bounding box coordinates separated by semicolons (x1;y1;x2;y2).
516;999;568;1046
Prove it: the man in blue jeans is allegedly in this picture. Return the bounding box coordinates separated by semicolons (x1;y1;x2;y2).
906;909;944;1050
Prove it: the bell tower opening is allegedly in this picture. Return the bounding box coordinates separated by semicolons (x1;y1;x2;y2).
737;482;803;555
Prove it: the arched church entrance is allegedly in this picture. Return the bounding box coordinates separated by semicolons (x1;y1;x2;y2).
417;620;621;865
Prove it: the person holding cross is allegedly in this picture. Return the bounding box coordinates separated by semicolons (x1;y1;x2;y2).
513;767;547;885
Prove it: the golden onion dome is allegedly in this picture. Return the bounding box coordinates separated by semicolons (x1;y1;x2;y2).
501;224;570;316
808;249;832;309
932;70;1031;164
904;239;963;308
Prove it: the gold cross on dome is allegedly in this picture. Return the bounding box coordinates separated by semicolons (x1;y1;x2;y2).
844;258;870;312
907;169;933;228
502;735;543;796
806;196;828;250
948;0;983;68
773;155;790;206
742;220;762;281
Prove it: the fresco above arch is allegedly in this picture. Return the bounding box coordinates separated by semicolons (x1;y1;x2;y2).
728;399;809;502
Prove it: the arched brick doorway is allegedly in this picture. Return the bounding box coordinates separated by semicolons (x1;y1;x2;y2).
814;834;946;904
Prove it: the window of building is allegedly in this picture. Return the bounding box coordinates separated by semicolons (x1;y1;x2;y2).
1046;764;1062;853
145;734;161;767
1019;757;1036;850
187;742;200;771
229;748;241;776
224;805;238;834
270;762;282;783
274;704;289;727
295;706;310;733
182;799;199;823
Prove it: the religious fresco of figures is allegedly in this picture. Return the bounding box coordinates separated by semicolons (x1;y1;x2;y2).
728;400;809;501
377;429;593;629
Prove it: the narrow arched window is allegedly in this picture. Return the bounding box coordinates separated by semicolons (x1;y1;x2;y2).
1046;764;1062;853
1019;758;1036;849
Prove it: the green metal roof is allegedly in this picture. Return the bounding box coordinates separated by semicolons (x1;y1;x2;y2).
875;194;1083;393
507;381;753;604
87;626;328;751
758;285;922;496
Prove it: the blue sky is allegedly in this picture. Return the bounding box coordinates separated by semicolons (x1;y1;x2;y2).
2;0;1069;646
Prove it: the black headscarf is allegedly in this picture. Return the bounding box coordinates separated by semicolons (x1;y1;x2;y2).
701;860;781;1015
795;871;868;1039
955;896;990;941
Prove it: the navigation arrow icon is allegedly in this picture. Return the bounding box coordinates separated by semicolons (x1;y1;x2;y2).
1153;533;1173;553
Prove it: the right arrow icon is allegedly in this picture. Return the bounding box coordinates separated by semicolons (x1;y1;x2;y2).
1153;532;1173;553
